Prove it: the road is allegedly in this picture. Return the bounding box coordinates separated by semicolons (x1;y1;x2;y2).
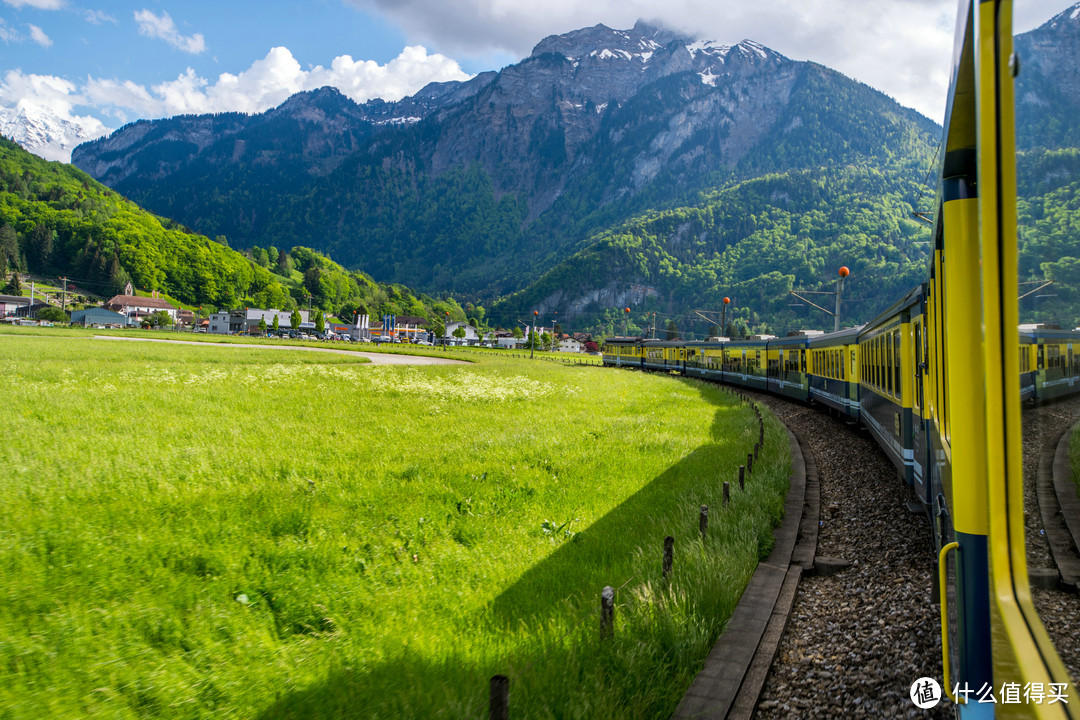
93;335;468;365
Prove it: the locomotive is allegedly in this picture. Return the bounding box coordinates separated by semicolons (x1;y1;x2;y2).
604;1;1078;716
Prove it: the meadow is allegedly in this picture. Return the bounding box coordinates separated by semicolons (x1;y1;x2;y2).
0;331;790;719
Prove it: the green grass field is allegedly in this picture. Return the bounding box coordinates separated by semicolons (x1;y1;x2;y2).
0;331;790;720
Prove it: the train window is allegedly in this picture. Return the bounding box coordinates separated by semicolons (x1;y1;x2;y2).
840;349;845;381
894;330;902;399
886;333;893;396
871;339;876;388
876;336;882;390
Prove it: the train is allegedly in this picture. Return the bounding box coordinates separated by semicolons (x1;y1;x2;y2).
604;318;1080;497
604;1;1078;716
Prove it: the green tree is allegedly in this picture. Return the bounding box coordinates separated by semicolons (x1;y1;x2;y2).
665;320;679;341
272;314;280;333
2;271;20;296
512;326;523;340
36;306;67;323
258;317;267;335
541;331;553;351
290;309;301;330
0;224;17;271
315;311;325;333
147;310;172;328
452;325;467;342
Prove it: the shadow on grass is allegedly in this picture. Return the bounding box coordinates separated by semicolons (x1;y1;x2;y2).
254;379;767;719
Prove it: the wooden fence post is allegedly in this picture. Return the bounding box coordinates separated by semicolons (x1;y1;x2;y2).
601;586;615;640
723;482;730;507
747;453;754;474
700;505;709;538
663;536;674;580
490;675;509;720
739;465;745;490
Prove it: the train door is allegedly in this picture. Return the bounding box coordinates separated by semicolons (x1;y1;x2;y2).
912;317;928;501
1070;343;1075;390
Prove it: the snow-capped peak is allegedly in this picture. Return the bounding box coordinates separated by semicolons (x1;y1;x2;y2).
687;39;734;58
0;102;111;163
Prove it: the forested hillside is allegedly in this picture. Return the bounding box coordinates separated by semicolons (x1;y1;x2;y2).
0;137;469;324
1017;148;1080;326
492;166;931;337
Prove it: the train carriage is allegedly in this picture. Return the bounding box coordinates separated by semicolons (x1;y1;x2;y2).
857;286;922;487
602;337;644;369
718;338;770;391
808;326;861;420
641;340;690;372
1030;327;1080;402
684;339;724;382
765;333;815;402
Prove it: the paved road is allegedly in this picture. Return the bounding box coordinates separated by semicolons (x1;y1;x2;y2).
93;335;468;365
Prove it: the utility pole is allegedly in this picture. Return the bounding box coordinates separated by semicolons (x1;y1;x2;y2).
834;267;848;332
531;310;538;359
789;266;850;332
60;276;67;313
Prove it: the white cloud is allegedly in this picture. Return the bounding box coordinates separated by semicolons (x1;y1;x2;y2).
134;9;206;54
0;19;19;42
83;45;470;121
82;9;116;25
2;0;65;8
28;23;51;46
345;0;1077;123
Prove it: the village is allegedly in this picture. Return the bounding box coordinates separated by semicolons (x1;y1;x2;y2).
1;286;601;353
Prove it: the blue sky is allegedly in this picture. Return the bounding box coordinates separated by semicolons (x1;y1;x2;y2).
2;0;1077;160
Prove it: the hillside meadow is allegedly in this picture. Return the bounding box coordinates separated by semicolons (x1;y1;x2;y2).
0;331;790;719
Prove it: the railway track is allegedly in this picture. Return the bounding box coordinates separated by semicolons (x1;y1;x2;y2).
709;393;1080;719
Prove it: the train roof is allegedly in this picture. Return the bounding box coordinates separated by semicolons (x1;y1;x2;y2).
807;325;864;348
1019;327;1080;341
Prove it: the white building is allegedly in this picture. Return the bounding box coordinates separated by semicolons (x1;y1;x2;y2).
208;308;309;334
444;321;480;346
497;334;523;349
557;337;583;353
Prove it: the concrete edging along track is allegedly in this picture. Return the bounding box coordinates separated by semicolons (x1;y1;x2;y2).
672;422;820;720
92;335;468;365
1041;419;1080;590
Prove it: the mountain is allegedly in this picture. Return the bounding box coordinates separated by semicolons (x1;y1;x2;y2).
1014;1;1080;151
1;101;109;163
1011;2;1080;327
72;21;940;311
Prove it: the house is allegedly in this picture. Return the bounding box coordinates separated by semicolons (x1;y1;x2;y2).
209;308;309;334
105;293;179;323
71;307;130;327
444;321;480;346
495;331;523;349
0;294;31;317
557;337;583;353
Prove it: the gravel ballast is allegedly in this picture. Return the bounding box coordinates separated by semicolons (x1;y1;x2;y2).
749;394;1080;719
